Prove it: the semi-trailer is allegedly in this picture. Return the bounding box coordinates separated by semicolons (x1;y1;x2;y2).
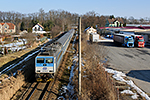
131;35;145;47
113;34;134;47
89;33;99;42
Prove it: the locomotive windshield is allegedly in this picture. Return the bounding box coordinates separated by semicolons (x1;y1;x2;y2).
46;58;53;63
37;58;44;63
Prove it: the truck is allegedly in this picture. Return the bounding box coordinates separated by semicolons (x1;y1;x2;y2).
131;35;145;47
113;34;134;47
89;33;99;42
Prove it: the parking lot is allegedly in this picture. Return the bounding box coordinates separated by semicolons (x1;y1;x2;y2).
99;41;150;93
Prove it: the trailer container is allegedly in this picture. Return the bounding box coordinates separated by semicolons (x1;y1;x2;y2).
89;33;99;42
113;34;134;47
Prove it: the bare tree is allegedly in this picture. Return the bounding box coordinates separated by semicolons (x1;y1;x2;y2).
22;33;36;47
51;25;61;38
38;8;45;24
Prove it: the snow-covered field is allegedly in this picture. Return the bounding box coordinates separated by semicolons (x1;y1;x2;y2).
0;39;27;52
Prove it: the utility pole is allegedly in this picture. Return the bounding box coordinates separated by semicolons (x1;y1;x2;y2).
78;17;81;95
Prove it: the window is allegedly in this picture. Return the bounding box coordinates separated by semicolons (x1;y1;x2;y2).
10;30;12;32
38;27;40;31
5;30;7;32
57;51;63;61
37;58;44;63
35;27;37;31
46;58;53;63
5;26;7;28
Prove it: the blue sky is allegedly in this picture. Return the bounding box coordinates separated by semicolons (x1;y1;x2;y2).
0;0;150;19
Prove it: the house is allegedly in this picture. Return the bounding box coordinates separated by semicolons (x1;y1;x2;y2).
84;26;97;34
105;18;124;27
0;23;16;34
32;23;46;34
84;26;97;41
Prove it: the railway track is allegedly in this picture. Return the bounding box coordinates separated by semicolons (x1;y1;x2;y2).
19;34;76;100
20;48;70;100
10;32;77;100
0;32;65;77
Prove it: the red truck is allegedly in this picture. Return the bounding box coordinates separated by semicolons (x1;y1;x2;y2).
131;35;145;47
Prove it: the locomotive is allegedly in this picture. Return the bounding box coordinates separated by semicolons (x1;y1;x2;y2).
35;29;75;82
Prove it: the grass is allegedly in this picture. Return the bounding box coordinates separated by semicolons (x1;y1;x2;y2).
0;46;37;68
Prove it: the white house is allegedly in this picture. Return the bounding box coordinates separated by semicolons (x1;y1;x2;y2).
84;26;97;34
32;23;46;34
84;26;97;41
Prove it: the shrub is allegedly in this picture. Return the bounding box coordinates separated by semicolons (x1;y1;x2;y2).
75;33;116;100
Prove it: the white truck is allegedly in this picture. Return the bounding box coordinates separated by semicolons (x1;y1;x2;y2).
89;33;99;42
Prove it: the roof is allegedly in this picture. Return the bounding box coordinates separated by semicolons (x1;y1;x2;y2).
37;23;44;29
107;18;124;24
108;18;115;24
135;30;150;35
117;18;124;24
0;23;15;29
7;23;15;29
84;26;97;32
0;23;5;26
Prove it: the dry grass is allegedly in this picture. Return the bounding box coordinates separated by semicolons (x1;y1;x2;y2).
74;33;117;100
0;47;37;68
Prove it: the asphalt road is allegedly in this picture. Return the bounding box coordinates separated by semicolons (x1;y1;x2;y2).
99;40;150;94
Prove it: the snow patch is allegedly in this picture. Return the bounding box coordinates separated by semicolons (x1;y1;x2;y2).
121;90;134;95
105;68;150;100
121;90;139;99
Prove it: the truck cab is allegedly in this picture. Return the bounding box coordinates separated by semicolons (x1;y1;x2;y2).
124;36;134;47
131;35;145;47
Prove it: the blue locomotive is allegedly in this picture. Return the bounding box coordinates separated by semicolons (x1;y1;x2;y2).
35;29;75;82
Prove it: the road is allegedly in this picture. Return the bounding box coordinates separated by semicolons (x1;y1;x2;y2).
99;40;150;94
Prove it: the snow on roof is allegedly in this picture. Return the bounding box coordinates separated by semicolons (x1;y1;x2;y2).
84;26;97;32
120;29;144;32
84;27;90;32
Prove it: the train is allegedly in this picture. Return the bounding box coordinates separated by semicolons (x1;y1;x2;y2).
35;29;75;82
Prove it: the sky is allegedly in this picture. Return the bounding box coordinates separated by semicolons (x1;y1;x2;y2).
0;0;150;19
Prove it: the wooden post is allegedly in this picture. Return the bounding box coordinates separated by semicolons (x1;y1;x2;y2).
78;17;81;95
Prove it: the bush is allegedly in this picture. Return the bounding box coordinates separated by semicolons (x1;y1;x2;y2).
75;33;116;100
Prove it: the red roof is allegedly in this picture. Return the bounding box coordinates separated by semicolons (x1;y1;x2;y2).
6;23;15;29
0;23;5;26
0;23;15;29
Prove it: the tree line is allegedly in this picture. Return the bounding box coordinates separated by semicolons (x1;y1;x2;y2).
0;9;150;35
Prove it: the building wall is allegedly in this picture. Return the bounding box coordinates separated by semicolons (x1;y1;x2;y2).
86;27;97;34
0;24;2;33
0;23;16;34
32;24;44;32
106;20;123;27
